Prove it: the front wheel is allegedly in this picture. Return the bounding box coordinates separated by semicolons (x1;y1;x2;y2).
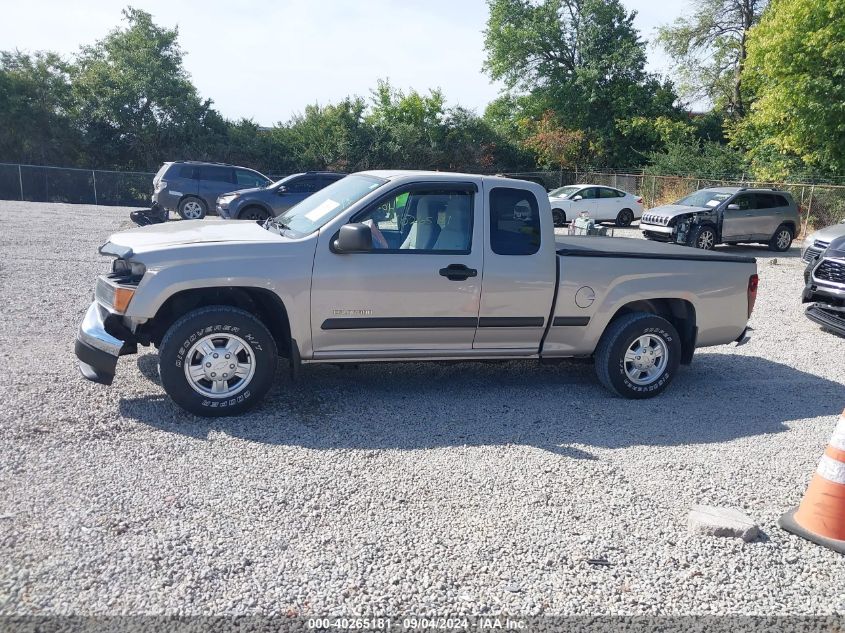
689;225;717;250
158;306;278;416
552;209;566;227
594;312;681;399
615;208;634;227
769;225;793;252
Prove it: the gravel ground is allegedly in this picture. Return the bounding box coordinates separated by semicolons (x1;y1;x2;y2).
1;200;845;617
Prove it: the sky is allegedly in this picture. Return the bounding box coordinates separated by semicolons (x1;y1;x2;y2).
4;0;690;126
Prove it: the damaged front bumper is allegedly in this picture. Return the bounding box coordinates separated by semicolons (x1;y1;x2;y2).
75;301;136;385
805;303;845;337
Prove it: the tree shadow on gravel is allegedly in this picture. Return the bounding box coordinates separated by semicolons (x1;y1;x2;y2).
119;351;845;457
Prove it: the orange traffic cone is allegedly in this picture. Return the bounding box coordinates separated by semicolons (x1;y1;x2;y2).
779;410;845;554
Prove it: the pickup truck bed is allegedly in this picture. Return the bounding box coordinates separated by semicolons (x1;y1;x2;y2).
555;235;756;263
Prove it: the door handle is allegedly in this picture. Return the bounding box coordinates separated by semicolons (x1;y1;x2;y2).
439;264;477;281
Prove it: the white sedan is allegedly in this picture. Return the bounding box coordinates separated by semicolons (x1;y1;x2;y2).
548;184;644;227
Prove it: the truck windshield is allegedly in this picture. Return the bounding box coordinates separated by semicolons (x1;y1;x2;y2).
273;175;387;234
675;191;733;208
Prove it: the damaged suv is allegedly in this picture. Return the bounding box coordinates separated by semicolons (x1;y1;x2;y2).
803;235;845;336
640;187;798;251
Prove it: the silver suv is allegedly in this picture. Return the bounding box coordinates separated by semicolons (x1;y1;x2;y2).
152;161;272;220
640;187;799;251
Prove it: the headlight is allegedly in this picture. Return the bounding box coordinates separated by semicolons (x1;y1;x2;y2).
218;193;239;204
96;276;136;314
112;259;146;278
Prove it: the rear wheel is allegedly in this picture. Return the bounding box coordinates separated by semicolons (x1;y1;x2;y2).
552;209;566;227
689;225;717;250
158;306;277;416
769;224;793;252
178;197;207;220
615;208;635;227
594;312;681;399
240;206;270;222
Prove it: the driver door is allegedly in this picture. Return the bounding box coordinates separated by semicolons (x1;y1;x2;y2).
722;193;754;241
309;183;483;356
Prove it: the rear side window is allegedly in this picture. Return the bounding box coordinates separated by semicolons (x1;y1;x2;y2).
199;166;234;183
754;193;776;209
599;188;621;198
490;187;541;256
176;165;198;179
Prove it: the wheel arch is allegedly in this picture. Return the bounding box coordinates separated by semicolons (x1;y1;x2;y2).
607;298;697;365
779;220;797;236
139;286;292;357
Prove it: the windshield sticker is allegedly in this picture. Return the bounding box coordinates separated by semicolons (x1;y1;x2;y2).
304;199;340;222
706;200;720;207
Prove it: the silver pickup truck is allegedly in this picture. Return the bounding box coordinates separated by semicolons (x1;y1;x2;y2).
75;171;758;416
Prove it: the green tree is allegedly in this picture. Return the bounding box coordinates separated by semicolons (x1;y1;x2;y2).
733;0;845;178
282;97;373;172
483;0;679;165
657;0;767;116
72;7;220;169
0;51;80;165
521;111;588;174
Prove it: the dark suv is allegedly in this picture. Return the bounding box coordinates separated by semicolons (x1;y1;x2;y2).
152;161;272;220
217;172;346;221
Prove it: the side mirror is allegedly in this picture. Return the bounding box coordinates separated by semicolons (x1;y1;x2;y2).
726;203;740;211
334;223;372;253
572;195;583;201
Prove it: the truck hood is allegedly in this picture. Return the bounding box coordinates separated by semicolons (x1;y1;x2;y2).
643;204;710;221
105;220;286;255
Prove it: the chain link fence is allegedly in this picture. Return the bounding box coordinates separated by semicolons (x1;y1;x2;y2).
0;163;155;207
2;163;844;234
505;170;845;235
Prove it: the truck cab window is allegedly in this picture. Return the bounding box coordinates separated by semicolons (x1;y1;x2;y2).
489;187;541;256
353;190;473;252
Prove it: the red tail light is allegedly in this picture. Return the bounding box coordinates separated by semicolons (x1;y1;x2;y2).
636;197;643;204
747;274;759;317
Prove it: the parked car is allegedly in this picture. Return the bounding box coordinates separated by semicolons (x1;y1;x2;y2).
152;161;272;220
76;170;757;416
802;220;845;263
217;172;346;221
803;235;845;336
640;187;798;251
547;184;644;227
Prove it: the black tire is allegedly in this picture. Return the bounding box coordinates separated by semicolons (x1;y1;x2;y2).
594;312;681;399
177;196;207;220
769;224;794;252
615;208;635;227
552;209;566;227
689;224;717;250
240;206;270;222
158;306;277;417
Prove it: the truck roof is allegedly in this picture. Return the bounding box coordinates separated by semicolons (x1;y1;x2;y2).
356;170;540;189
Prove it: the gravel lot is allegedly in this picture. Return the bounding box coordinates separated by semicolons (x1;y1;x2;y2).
2;200;845;616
